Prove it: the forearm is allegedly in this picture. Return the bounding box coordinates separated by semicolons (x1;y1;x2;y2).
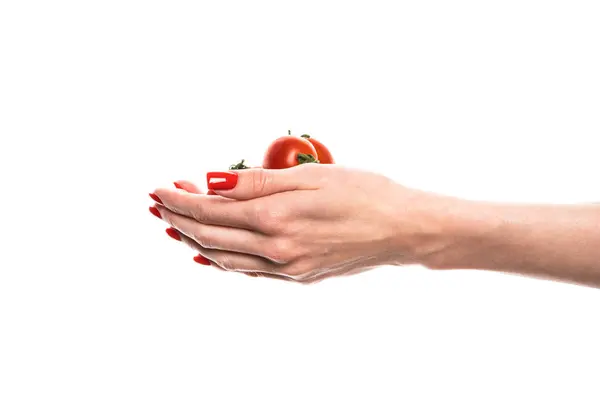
424;199;600;287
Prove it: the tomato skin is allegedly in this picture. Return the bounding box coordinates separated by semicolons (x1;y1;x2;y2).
263;136;319;169
305;137;334;164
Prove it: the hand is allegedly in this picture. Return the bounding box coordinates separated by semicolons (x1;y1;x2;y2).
150;164;449;283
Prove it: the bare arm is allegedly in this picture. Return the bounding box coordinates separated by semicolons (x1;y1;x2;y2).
151;164;600;286
423;200;600;288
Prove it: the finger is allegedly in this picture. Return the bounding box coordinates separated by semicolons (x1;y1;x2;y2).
157;205;274;258
245;271;295;282
173;180;203;194
193;254;290;281
169;231;280;273
193;254;230;272
206;164;323;200
205;262;293;281
152;188;259;230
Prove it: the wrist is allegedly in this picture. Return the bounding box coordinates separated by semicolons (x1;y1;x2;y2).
408;196;503;269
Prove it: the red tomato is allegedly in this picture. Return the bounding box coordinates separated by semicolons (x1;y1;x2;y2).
263;132;319;169
301;134;334;164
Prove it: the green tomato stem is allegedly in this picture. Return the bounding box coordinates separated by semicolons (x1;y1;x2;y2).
297;153;319;164
229;159;249;170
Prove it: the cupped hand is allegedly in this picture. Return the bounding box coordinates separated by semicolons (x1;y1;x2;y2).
150;164;448;283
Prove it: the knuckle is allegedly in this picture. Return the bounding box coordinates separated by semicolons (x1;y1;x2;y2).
255;202;291;231
264;239;295;264
252;169;272;195
253;204;282;232
190;204;209;223
252;202;268;226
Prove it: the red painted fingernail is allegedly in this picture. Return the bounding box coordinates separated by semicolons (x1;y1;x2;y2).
149;193;163;204
193;254;211;265
173;182;184;190
206;172;238;190
207;190;217;196
149;206;161;219
165;227;181;241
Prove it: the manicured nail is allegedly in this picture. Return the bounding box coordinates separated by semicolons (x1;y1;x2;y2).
193;254;211;265
207;190;217;196
165;227;181;241
173;182;184;190
149;193;163;204
149;206;161;219
206;172;238;190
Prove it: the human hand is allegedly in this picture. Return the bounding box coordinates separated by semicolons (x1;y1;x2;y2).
149;164;450;283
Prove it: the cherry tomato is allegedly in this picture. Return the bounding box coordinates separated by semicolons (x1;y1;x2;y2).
263;131;319;169
300;134;334;164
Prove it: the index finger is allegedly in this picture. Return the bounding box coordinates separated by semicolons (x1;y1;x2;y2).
152;187;260;230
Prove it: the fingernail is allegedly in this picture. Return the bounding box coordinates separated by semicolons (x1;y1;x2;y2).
207;189;217;196
193;254;211;265
206;172;238;190
165;227;181;241
173;182;184;190
149;193;163;204
149;206;161;219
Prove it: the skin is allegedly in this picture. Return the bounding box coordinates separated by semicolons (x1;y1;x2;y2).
155;165;600;287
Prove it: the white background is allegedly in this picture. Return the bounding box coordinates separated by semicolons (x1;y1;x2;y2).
1;1;599;399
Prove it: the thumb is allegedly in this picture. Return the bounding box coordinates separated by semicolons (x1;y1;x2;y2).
206;167;317;200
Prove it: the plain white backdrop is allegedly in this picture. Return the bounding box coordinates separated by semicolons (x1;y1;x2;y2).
1;1;599;399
